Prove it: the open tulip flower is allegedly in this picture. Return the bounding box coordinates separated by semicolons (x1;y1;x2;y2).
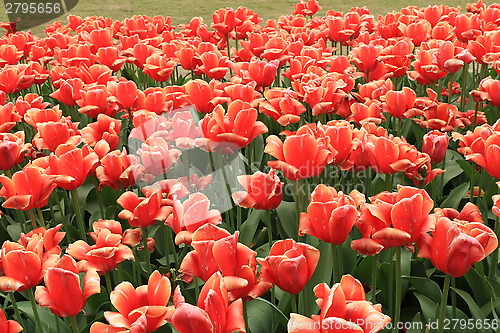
171;272;246;333
35;255;100;317
288;275;391;333
352;186;435;255
2;2;500;332
90;270;174;332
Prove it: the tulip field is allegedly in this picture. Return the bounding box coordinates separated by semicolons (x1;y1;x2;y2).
2;0;500;332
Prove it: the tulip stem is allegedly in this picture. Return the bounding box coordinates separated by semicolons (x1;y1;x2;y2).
291;293;298;314
9;292;24;329
385;173;393;192
105;273;113;293
28;209;37;229
36;208;45;228
53;190;72;242
141;227;152;276
295;179;301;240
393;247;402;333
70;189;87;240
70;316;80;333
460;63;468;112
266;209;273;249
447;72;453;104
438;274;451;333
132;247;141;284
93;177;106;219
27;288;43;333
371;254;378;302
331;243;340;284
451;277;457;318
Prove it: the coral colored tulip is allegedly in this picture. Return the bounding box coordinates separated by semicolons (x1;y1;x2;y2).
352;186;435;255
0;103;21;133
49;78;84;107
417;217;498;277
257;239;320;294
96;149;141;190
299;185;363;245
35;255;100;317
232;169;283;210
184;79;227;113
466;134;500;179
0;132;30;170
265;125;332;181
137;137;181;177
422;131;449;164
382;88;419;119
67;227;134;275
33;144;99;191
365;135;416;175
90;270;173;332
197;100;268;153
117;190;172;228
0;309;22;333
0;165;57;210
32;119;81;152
471;77;500;107
81;114;121;150
172;272;246;333
97;47;127;72
288;275;391;333
259;88;307;126
179;224;271;301
166;193;222;245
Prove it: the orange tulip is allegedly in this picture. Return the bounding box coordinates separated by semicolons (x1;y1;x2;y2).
299;185;363;245
197;100;267;153
288;275;391;333
90;270;173;332
117;190;172;228
352;186;435;255
179;224;271;301
0;103;21;133
81;114;121;150
259;88;307;126
422;131;449;164
33;144;99;191
96;149;141;190
382;88;419;119
137;137;181;177
0;309;22;333
265;124;332;181
184;79;226;113
32;119;81;152
49;78;84;107
0;165;57;210
166;193;222;245
417;216;498;277
0;131;30;171
172;272;246;333
232;169;283;210
257;239;319;294
35;255;100;317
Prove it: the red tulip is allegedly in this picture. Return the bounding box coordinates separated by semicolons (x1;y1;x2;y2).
259;88;307;126
96;149;141;190
288;275;391;333
212;8;239;35
35;255;100;317
81;114;121;150
352;186;435;255
257;239;319;294
33;144;99;190
172;272;246;333
166;193;222;245
465;133;500;179
49;78;84;107
232;169;283;210
184;79;227;113
382;88;419;119
67;226;134;275
0;165;57;210
179;224;271;301
136;137;181;177
90;270;174;332
422;131;449;164
299;185;363;245
196;100;268;153
0;103;21;133
117;190;172;228
265;124;332;180
32;119;81;152
471;77;500;107
0;309;22;333
417;216;498;277
0;132;30;170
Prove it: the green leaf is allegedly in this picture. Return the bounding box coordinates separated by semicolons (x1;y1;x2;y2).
404;276;442;304
239;209;263;246
440;182;469;209
453;288;488;325
406;312;423;333
247;297;288;333
276;201;298;240
414;293;438;322
443;150;465;186
465;268;494;307
304;241;332;316
17;301;70;332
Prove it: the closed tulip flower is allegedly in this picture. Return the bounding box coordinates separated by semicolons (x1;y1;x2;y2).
232;169;283;210
35;255;101;317
299;185;363;245
0;132;30;171
0;309;22;333
417;216;498;277
466;134;500;179
257;239;320;295
422;131;449;164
